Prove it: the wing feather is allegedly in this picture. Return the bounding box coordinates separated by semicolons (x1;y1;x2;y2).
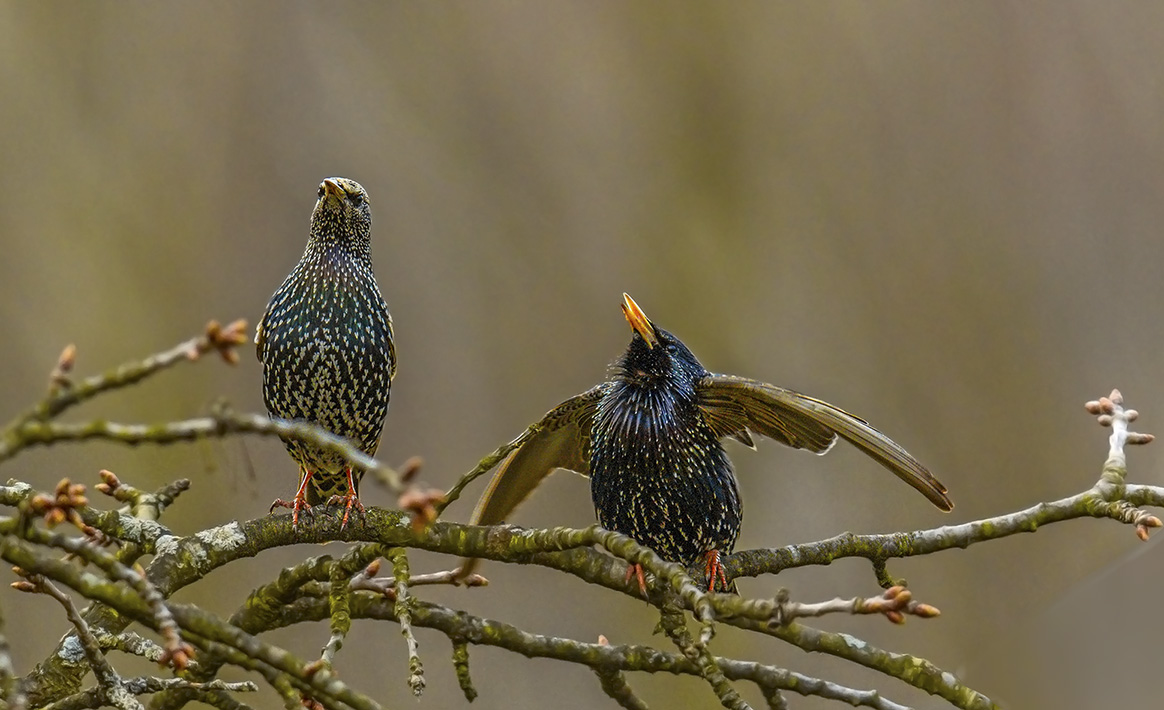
698;374;952;511
458;385;606;577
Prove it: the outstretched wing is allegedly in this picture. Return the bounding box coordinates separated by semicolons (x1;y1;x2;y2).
470;385;606;526
458;385;607;578
697;374;952;511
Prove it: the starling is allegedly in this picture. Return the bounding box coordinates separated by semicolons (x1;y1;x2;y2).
256;177;396;528
463;294;950;591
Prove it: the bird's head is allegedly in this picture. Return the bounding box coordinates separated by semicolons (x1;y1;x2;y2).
309;177;372;251
615;293;708;393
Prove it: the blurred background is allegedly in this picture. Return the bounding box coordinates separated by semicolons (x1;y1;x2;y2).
2;3;1162;709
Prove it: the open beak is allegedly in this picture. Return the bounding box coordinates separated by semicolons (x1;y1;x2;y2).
621;293;658;349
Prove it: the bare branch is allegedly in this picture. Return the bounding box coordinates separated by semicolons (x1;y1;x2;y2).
10;321;1157;710
726;418;1164;584
594;635;649;710
737;616;992;709
0;594;21;710
41;678;257;710
0;529;378;710
318;559;351;669
437;423;540;515
92;631;184;669
2;410;405;497
769;586;940;626
284;592;915;710
387;548;424;697
7;523;190;674
658;602;749;710
450;641;477;702
759;683;788;710
351;566;488;592
18;575;127;702
1;319;247;441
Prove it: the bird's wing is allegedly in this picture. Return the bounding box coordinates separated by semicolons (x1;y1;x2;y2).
254;310;268;362
457;385;605;580
385;311;398;382
470;384;607;527
697;374;952;511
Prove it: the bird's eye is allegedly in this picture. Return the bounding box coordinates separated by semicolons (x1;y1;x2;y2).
349;191;365;207
317;186;325;198
665;342;678;353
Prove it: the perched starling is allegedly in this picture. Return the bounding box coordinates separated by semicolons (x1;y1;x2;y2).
256;177;396;528
463;294;950;591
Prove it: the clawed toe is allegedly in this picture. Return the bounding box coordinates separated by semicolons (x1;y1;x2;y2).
326;492;365;529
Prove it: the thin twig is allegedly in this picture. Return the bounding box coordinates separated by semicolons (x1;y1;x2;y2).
450;641;477;702
9;525;191;671
657;602;749;710
351;567;488;594
436;424;539;515
23;576;126;696
759;684;789;710
290;592;914;710
0;584;21;710
594;635;650;710
742;616;992;709
41;678;257;710
92;630;192;668
3;410;404;496
319;560;351;668
388;548;424;697
1;319;246;438
1;534;380;710
768;586;939;626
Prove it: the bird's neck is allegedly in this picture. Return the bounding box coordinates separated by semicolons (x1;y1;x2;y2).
611;362;698;398
604;378;698;430
302;236;372;266
286;242;376;299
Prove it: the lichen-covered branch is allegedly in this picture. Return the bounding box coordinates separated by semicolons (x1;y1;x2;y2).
0;590;19;709
2;320;247;436
386;548;424;696
737;616;992;709
450;641;477;702
1;317;1157;710
2;410;403;498
725;391;1160;584
592;636;650;710
41;678;256;710
265;591;914;710
0;532;378;710
17;576;136;709
657;601;749;710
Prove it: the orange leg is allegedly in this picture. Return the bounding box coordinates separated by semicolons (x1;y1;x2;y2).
624;563;649;597
269;467;314;529
325;467;365;530
703;549;731;592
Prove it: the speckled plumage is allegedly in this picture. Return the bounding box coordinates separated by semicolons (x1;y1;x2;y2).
590;319;741;586
464;294;951;592
256;177;396;526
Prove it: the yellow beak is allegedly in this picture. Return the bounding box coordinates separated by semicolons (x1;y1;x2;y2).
321;178;344;202
621;293;657;349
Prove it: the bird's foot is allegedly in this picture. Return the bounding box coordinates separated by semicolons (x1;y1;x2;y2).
624;563;649;597
269;495;313;529
271;467;317;530
325;491;365;530
703;549;732;593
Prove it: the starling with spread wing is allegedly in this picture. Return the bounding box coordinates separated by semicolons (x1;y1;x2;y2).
464;294;949;591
